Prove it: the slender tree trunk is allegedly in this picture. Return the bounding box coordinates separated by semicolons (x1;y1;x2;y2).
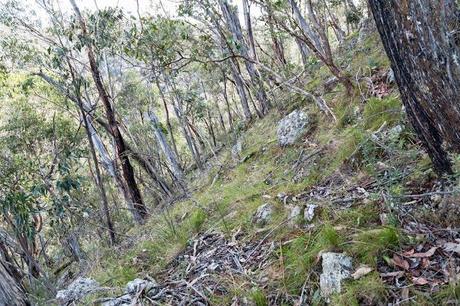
79;104;116;244
222;74;234;129
369;0;460;174
288;0;354;94
147;108;185;188
242;0;257;60
155;79;181;168
220;0;271;114
230;59;252;121
70;0;148;222
266;4;287;66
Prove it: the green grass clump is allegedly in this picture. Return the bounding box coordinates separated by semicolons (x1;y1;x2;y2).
347;227;401;265
363;96;402;131
283;225;342;292
189;208;207;233
250;288;269;306
332;273;388;305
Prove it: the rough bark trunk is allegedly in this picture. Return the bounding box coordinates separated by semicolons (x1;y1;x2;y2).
369;0;460;174
0;259;29;306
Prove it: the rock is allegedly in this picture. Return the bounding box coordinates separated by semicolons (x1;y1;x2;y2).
252;203;273;225
277;192;289;204
304;204;317;223
277;110;309;146
101;294;132;306
56;277;100;305
319;252;352;300
231;138;243;161
288;205;302;227
125;278;157;295
388;124;403;139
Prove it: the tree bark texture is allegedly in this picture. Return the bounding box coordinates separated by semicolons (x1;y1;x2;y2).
369;0;460;174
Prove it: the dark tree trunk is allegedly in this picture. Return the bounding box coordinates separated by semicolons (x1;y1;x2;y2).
369;0;460;174
70;0;148;222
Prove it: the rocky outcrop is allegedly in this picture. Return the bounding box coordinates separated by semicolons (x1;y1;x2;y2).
277;110;309;146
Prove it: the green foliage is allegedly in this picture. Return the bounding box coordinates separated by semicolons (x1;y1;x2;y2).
347;227;401;265
250;288;269;306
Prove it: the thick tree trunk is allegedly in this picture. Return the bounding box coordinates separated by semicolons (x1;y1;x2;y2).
0;260;28;306
70;0;148;222
369;0;460;174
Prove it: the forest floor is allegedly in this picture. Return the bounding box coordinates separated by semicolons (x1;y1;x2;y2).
82;33;460;306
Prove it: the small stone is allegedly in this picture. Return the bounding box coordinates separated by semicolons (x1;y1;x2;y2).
231;138;244;161
125;278;157;295
430;194;442;205
304;204;317;223
252;203;273;226
262;194;272;200
380;213;389;225
319;252;352;300
288;205;302;227
277;192;289;204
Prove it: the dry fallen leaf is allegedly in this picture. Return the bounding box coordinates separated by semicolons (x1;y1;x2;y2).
392;254;410;270
409;246;438;258
351;265;373;280
401;287;410;300
412;276;429;285
443;242;460;255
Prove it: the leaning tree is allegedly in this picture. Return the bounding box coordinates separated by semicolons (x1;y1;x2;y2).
369;0;460;174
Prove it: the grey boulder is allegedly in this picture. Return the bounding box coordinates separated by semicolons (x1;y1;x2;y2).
252;203;273;226
319;252;352;300
56;277;100;305
277;110;309;146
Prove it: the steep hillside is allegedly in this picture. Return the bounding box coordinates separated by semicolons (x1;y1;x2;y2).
72;33;460;305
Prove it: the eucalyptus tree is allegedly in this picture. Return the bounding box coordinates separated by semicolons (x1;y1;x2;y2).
261;0;354;94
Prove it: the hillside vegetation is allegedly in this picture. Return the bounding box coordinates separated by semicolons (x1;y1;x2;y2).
0;1;460;305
